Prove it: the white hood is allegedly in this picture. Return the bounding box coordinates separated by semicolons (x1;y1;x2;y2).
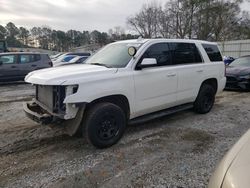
25;64;118;85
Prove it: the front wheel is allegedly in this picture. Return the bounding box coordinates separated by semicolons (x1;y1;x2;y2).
83;103;126;148
194;84;216;114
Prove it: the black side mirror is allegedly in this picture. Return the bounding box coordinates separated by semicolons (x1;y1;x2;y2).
0;61;3;65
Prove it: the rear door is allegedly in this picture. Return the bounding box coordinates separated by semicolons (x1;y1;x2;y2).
169;42;204;104
0;54;19;81
18;54;41;77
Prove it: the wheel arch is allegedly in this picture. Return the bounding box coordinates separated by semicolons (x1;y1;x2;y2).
200;78;218;93
86;94;130;119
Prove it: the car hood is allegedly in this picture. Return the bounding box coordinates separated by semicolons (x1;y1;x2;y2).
208;129;250;188
25;64;118;85
222;132;250;188
226;66;250;76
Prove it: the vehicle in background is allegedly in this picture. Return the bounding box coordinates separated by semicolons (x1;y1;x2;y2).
50;53;64;60
54;56;89;67
225;55;250;90
52;52;91;62
208;129;250;188
52;55;78;66
223;56;235;65
24;39;226;148
0;52;52;82
0;40;8;53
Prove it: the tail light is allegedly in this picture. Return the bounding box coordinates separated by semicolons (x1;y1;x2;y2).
48;61;53;67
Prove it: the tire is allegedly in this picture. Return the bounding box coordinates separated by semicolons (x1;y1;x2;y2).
194;84;216;114
83;102;126;148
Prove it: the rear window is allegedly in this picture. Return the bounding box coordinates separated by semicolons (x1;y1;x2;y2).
202;44;222;62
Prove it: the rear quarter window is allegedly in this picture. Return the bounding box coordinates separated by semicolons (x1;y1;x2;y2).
34;54;41;61
202;44;222;62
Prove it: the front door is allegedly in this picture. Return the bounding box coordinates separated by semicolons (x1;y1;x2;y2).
0;54;19;81
133;43;178;117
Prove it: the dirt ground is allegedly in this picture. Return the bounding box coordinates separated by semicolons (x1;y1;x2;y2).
0;83;250;188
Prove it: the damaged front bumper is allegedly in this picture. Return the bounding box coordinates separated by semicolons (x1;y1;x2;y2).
24;100;86;136
23;101;58;125
23;84;86;135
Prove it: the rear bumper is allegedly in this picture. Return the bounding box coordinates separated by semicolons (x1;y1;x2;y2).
218;77;227;93
23;102;55;125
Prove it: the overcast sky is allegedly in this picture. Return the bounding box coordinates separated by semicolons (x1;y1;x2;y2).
0;0;250;32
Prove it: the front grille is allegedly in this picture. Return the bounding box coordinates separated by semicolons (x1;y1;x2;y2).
36;85;66;114
36;85;54;110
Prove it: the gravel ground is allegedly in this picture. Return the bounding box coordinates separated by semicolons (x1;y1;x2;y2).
0;83;250;188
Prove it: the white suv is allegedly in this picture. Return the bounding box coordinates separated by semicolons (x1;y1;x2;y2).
24;39;226;148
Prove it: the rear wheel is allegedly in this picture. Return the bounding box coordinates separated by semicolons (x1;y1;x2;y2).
83;102;126;148
194;84;216;114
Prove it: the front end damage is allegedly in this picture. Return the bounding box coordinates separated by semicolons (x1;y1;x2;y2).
24;85;85;136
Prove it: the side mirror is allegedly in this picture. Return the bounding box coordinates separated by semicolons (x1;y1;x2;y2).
0;61;3;65
141;58;157;67
136;58;157;70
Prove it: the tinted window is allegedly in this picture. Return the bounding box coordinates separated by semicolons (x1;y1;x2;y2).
0;42;4;49
0;55;16;64
170;43;202;65
141;43;171;66
20;54;41;64
202;44;222;62
34;54;41;61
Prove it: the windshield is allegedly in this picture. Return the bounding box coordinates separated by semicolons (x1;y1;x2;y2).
230;56;250;67
85;43;142;68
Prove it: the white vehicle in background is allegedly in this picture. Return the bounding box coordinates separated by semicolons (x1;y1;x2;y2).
52;52;90;62
54;56;89;67
50;53;64;60
23;38;226;148
52;54;77;66
209;129;250;188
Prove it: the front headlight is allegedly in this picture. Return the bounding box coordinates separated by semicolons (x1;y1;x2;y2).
65;85;79;96
239;75;250;79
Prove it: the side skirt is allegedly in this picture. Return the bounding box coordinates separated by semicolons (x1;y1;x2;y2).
129;103;194;125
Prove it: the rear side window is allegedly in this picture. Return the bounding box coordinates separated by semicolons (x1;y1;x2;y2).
20;54;41;64
202;44;222;62
141;43;172;66
34;54;41;61
170;43;203;65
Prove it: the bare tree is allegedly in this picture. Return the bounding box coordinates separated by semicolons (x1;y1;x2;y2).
127;2;163;38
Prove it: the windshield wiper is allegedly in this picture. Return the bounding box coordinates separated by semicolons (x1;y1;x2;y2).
91;63;112;68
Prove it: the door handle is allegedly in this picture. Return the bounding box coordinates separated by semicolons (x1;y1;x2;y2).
167;73;176;77
197;70;204;73
31;64;37;67
11;66;16;68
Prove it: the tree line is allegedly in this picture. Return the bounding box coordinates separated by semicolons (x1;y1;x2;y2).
127;0;250;41
1;0;250;51
0;23;138;51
